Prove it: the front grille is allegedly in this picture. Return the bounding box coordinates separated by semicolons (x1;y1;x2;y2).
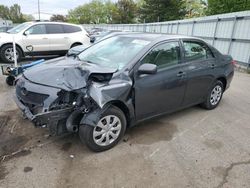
16;84;49;106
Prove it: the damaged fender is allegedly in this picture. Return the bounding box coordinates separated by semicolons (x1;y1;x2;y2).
80;71;135;127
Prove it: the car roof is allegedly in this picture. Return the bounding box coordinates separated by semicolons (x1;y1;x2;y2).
114;32;203;43
30;21;80;27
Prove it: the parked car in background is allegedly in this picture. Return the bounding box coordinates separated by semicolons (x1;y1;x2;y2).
0;26;13;33
90;30;122;42
67;31;127;56
14;33;234;152
87;27;107;36
0;21;90;63
67;44;90;56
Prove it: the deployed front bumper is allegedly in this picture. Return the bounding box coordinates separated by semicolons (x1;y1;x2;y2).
14;76;73;135
14;94;73;124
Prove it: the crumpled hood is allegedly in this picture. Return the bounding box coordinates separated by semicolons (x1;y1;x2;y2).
23;57;117;91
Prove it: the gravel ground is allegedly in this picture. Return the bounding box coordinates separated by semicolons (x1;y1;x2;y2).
0;70;250;188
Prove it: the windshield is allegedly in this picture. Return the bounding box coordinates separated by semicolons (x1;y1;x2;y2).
78;36;151;70
7;23;32;34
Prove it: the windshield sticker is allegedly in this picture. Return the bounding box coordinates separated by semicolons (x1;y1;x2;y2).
132;40;150;46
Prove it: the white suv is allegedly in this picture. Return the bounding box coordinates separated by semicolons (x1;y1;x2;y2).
0;21;90;63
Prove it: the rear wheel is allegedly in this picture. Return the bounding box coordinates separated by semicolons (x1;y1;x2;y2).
201;80;224;110
79;106;126;152
0;44;22;63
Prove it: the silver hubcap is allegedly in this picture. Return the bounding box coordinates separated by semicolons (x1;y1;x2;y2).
5;47;19;61
93;115;122;146
210;85;222;106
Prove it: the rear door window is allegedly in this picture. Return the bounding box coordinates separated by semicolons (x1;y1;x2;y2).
63;25;81;33
183;41;214;62
46;24;64;34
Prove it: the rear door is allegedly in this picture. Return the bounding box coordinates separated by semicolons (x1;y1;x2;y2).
45;24;69;51
181;40;216;106
134;41;187;121
22;24;50;53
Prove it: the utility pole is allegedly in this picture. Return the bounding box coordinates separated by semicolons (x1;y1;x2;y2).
38;0;41;20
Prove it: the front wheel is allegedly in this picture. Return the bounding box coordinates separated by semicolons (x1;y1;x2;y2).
201;80;224;110
0;44;22;63
79;106;126;152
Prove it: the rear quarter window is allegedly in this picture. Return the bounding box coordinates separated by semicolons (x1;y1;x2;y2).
63;25;82;33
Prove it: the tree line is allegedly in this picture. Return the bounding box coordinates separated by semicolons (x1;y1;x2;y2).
0;4;34;23
0;0;250;24
54;0;250;24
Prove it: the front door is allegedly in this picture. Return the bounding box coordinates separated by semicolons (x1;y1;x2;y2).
134;41;187;121
22;24;50;53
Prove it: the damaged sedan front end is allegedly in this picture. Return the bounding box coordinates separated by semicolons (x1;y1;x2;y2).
15;57;129;136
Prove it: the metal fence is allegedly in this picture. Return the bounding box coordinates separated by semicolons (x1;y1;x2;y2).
84;11;250;67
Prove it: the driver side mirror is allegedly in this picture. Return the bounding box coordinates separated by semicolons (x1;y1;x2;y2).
138;64;157;75
23;30;30;36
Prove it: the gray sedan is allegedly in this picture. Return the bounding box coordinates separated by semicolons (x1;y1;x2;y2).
14;33;234;152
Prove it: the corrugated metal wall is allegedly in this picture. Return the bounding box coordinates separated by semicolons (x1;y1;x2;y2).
83;11;250;67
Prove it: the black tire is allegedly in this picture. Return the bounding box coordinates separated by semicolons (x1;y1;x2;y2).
0;44;22;63
201;80;224;110
6;75;16;86
79;106;126;152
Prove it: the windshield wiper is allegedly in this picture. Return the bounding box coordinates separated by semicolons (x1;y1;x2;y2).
85;60;96;64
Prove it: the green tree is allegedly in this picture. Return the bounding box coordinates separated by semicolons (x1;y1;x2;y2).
0;4;28;23
50;14;67;22
67;0;137;24
23;14;35;21
139;0;185;23
105;1;119;23
113;0;137;23
0;5;10;20
183;0;207;18
68;0;114;24
9;4;25;23
207;0;250;15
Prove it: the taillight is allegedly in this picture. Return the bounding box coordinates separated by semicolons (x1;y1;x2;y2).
231;60;237;66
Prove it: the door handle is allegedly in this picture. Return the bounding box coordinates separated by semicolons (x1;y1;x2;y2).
177;71;186;77
210;64;215;69
64;37;69;39
42;37;48;40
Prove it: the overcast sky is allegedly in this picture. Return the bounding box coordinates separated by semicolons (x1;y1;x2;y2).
0;0;108;19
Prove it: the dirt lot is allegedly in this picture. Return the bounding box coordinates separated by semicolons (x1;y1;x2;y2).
0;70;250;188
